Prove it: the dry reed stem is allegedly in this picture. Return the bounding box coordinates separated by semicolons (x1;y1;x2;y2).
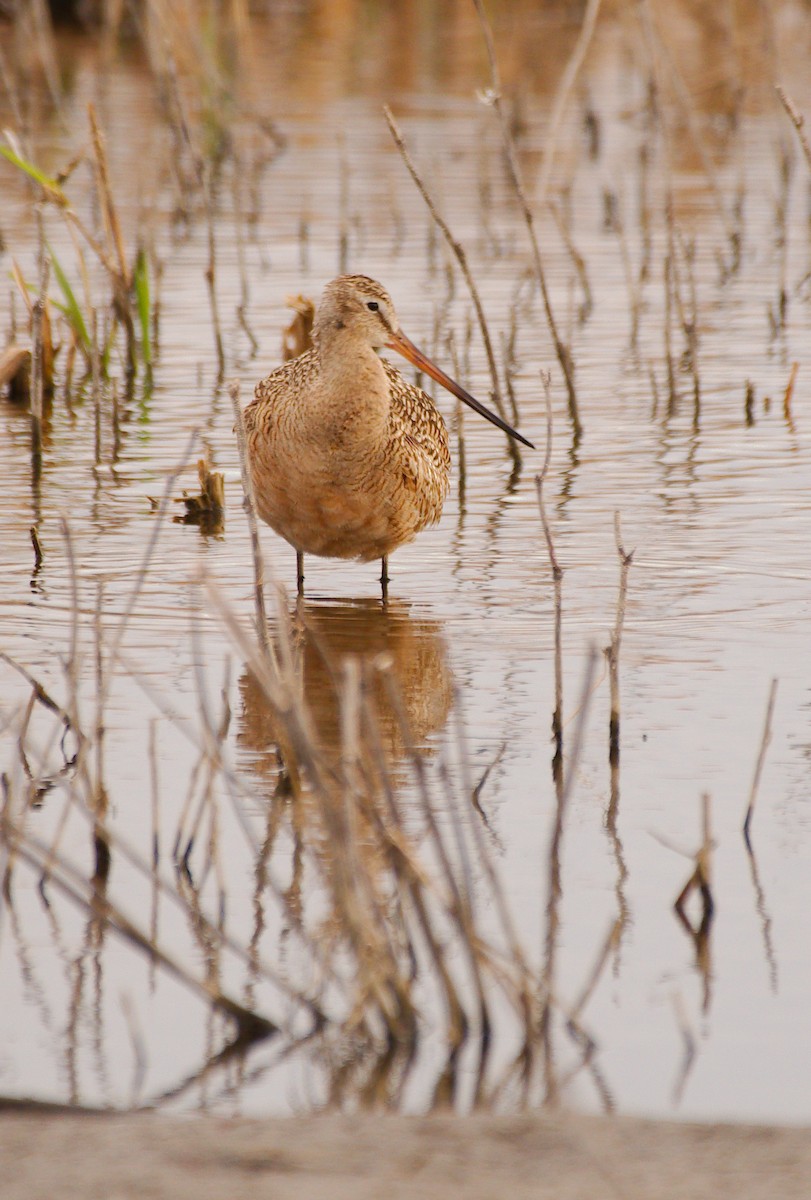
472;0;581;441
642;1;739;259
377;660;521;1054
382;105;521;467
87;103;137;372
229;380;271;657
163;49;225;373
534;0;603;206
783;362;799;424
743;678;778;848
547;197;593;322
534;372;563;767
88;103;130;291
540;647;599;1105
606;513;634;767
29;207;49;481
29;525;44;573
232;153;258;355
359;679;468;1047
775;85;811;172
674;792;715;935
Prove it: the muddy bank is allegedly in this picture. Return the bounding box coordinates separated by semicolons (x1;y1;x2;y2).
3;1111;809;1199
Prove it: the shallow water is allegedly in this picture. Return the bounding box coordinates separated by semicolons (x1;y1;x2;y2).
1;2;810;1121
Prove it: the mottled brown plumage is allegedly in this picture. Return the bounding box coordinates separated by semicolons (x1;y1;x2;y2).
244;275;532;591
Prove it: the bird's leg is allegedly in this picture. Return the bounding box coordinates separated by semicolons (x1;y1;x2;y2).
380;555;389;601
296;550;305;595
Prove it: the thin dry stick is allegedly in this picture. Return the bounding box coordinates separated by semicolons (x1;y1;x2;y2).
606;513;634;767
743;678;778;848
775;85;811;172
643;2;739;259
382;105;521;466
87;103;131;290
540;647;599;1105
783;361;799;425
88;103;136;372
547;197;593;321
233;154;258;356
673;224;701;417
203;162;225;377
229;380;270;656
165;50;225;374
674;792;714;929
535;372;564;767
30;206;49;482
472;0;581;440
534;0;603;206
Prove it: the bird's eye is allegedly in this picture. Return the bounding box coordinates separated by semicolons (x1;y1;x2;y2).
366;301;379;312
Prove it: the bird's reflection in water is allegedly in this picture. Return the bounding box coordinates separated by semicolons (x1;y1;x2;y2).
237;598;452;787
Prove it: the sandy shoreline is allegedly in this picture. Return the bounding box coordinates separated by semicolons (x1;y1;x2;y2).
3;1110;809;1199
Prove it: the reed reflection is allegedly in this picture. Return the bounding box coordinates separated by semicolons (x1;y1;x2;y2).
237;598;452;783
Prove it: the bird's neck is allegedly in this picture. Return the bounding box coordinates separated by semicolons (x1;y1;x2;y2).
315;330;391;443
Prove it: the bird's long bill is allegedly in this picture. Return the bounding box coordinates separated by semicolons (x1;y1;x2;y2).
386;330;535;450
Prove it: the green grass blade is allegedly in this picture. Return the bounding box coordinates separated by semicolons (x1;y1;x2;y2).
0;145;68;206
133;246;152;368
47;242;91;353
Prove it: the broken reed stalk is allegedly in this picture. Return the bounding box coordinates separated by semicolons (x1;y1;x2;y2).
535;372;564;772
229;380;270;657
382;105;522;467
30;525;44;573
471;0;581;442
743;678;778;848
775;85;811;172
606;513;634;767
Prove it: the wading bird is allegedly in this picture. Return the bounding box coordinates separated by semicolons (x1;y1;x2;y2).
244;274;533;596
